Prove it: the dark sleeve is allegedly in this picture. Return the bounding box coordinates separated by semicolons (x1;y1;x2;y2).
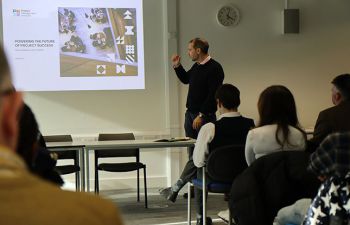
200;64;224;113
174;65;190;84
310;111;332;147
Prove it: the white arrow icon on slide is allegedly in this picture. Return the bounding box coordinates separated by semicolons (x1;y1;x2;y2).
124;10;132;19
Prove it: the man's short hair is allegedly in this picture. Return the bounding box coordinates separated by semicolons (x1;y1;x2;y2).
0;45;10;86
332;74;350;100
215;84;240;110
189;38;209;54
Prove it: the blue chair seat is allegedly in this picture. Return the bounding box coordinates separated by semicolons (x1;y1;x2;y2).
192;178;232;193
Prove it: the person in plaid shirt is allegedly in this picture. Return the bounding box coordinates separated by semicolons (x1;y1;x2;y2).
303;132;350;225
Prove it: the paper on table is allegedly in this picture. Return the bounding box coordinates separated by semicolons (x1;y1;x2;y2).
154;137;191;142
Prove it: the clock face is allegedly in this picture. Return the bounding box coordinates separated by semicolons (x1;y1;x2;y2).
217;5;240;27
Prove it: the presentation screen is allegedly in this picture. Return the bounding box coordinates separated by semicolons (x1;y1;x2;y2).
1;0;144;91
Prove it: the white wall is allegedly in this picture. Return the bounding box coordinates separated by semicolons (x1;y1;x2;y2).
177;0;350;128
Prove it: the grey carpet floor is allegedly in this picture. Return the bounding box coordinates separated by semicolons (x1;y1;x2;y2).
101;188;228;225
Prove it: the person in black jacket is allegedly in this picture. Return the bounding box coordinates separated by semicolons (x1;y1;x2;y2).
17;103;64;185
303;132;350;225
229;151;320;225
308;74;350;151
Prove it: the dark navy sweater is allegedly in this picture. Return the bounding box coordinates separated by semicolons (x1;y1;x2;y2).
174;58;224;114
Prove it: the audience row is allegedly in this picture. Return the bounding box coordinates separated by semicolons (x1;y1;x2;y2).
160;73;350;225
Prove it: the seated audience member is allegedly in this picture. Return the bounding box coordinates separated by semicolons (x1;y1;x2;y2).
0;45;123;225
161;84;254;225
303;132;350;225
17;103;64;185
229;150;320;225
245;85;306;166
308;74;350;151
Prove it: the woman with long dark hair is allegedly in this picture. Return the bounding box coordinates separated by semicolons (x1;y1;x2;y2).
245;85;306;165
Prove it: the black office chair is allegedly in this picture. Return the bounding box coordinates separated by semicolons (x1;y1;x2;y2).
44;135;80;190
188;145;247;225
95;133;148;208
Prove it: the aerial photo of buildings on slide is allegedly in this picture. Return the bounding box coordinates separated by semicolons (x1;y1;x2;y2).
58;7;138;77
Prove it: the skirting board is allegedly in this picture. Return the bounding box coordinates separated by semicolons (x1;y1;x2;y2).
63;176;167;191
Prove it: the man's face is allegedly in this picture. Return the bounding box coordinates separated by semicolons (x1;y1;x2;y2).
187;42;199;62
331;85;342;105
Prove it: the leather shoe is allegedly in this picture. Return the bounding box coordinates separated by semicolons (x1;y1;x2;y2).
196;217;212;225
159;187;178;203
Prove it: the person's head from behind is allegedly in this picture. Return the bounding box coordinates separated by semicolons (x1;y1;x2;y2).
215;84;240;115
331;74;350;105
0;45;23;151
258;85;302;146
187;38;209;62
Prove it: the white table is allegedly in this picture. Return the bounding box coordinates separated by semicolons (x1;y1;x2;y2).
47;139;196;192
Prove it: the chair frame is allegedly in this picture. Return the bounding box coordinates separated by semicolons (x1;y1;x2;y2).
187;145;247;225
44;135;80;191
94;133;148;208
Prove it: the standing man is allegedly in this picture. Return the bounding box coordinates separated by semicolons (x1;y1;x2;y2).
172;37;224;143
171;38;224;199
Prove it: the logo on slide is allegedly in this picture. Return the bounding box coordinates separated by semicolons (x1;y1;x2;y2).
12;9;21;16
12;9;35;17
96;65;106;75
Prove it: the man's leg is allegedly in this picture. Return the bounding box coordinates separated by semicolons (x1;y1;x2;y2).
172;160;197;192
159;160;197;202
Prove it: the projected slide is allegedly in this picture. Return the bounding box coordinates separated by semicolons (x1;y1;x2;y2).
1;0;144;91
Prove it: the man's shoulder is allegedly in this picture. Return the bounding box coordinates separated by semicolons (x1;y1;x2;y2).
207;58;223;67
30;175;121;223
218;116;255;127
318;103;350;118
241;116;255;124
0;173;122;225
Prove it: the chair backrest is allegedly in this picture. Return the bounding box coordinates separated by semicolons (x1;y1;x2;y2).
44;135;72;142
206;145;247;183
44;135;76;160
96;133;139;159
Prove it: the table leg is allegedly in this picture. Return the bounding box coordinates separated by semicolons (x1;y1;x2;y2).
78;147;85;192
84;147;90;192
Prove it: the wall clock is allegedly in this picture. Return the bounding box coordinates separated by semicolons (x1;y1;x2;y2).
217;5;240;27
